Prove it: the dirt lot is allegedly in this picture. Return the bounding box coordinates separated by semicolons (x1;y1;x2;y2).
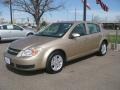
0;41;120;90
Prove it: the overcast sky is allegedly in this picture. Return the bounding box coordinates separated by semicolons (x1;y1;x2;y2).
0;0;120;23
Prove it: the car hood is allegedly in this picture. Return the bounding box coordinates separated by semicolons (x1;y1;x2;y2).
9;35;57;50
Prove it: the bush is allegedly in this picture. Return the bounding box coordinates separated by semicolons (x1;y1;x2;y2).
108;35;120;44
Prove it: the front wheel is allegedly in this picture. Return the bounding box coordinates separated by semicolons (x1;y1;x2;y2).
98;42;107;56
46;51;65;74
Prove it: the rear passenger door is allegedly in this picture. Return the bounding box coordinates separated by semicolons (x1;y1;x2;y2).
0;25;12;40
86;23;102;51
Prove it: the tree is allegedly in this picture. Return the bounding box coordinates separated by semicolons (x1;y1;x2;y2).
3;0;62;30
40;21;47;27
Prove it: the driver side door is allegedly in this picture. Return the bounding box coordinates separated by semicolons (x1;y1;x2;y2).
10;25;25;39
67;23;88;60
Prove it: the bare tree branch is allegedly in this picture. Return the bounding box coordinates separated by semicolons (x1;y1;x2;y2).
2;0;63;30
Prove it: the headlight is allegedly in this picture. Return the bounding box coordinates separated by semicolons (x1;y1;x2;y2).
17;48;39;57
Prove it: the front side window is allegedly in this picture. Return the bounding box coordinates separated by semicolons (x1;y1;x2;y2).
13;25;23;30
87;23;100;34
72;23;86;36
36;23;73;37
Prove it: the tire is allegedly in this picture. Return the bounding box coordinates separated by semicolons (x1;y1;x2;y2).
46;51;65;74
98;42;107;56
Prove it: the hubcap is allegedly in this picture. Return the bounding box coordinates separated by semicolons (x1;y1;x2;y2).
51;55;63;71
101;44;107;55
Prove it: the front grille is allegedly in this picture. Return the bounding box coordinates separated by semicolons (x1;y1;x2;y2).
10;62;14;67
6;62;14;68
7;47;21;55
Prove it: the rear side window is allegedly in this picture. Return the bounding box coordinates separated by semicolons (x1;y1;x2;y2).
72;23;86;36
87;23;100;34
3;25;7;29
7;25;13;30
2;25;14;30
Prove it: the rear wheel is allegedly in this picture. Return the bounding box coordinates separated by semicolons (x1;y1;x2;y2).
98;42;107;56
46;51;65;74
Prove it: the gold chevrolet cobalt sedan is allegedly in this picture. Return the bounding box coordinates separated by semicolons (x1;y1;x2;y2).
4;21;108;74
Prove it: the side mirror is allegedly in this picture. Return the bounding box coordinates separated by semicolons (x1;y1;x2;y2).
71;33;80;39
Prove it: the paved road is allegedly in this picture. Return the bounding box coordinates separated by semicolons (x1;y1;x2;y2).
0;42;120;90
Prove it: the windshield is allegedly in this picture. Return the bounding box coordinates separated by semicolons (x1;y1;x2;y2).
36;23;73;37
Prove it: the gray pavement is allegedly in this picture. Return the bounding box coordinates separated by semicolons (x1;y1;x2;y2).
0;42;120;90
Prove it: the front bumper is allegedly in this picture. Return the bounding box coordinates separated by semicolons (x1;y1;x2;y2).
4;52;45;71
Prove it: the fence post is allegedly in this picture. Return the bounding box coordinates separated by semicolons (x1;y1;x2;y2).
115;27;119;50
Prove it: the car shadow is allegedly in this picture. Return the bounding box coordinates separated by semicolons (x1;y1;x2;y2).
66;52;97;66
0;40;14;44
6;52;98;76
6;65;45;76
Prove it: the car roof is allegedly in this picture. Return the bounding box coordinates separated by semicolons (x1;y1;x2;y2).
0;24;21;26
53;21;99;24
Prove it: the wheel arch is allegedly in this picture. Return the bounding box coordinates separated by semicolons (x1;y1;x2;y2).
26;32;34;36
101;39;108;46
98;39;108;56
99;38;108;48
41;48;67;68
50;49;67;61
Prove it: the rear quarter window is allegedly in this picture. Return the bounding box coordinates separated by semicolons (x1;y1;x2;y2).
87;23;101;34
2;25;14;30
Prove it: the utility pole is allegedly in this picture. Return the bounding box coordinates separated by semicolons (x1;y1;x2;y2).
10;0;13;24
115;26;119;50
92;14;94;22
75;8;77;21
83;0;87;21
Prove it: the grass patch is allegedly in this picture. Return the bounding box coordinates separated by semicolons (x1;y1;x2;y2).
108;35;120;44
